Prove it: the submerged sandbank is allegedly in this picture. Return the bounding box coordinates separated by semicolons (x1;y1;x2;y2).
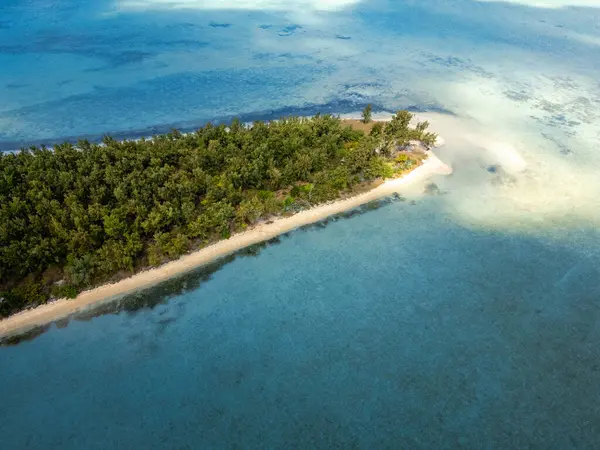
0;151;451;339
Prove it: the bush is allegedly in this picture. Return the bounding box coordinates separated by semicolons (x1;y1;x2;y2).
366;157;394;179
51;284;79;299
362;104;373;124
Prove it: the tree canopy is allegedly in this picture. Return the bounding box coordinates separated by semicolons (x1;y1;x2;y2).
362;104;373;124
0;111;435;317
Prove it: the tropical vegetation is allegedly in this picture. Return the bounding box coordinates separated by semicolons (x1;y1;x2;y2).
362;104;372;124
0;111;436;317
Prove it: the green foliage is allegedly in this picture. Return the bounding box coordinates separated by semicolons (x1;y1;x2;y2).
395;153;409;164
64;254;96;288
369;122;384;137
282;196;296;211
394;153;417;173
383;111;438;148
366;157;395;179
362;104;373;124
0;111;433;317
51;284;78;300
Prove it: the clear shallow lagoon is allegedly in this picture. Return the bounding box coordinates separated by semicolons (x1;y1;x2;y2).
3;198;600;448
2;0;600;448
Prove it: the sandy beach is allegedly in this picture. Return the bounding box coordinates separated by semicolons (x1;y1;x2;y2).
0;151;451;339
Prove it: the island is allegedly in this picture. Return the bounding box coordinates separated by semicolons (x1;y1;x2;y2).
0;109;451;336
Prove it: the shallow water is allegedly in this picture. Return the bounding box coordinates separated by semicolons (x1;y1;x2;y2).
3;198;600;448
2;0;600;448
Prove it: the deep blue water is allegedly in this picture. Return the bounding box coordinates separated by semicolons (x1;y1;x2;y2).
2;0;600;448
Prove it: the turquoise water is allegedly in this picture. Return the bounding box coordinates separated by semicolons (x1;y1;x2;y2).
3;198;599;448
2;0;600;448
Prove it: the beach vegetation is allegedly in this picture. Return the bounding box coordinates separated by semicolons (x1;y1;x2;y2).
362;104;372;124
0;111;435;317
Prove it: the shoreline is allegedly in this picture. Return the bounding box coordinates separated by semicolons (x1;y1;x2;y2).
0;151;451;339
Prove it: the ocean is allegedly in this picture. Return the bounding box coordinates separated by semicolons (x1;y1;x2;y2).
2;0;600;448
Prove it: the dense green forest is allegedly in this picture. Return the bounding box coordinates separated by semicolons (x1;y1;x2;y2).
0;111;436;318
